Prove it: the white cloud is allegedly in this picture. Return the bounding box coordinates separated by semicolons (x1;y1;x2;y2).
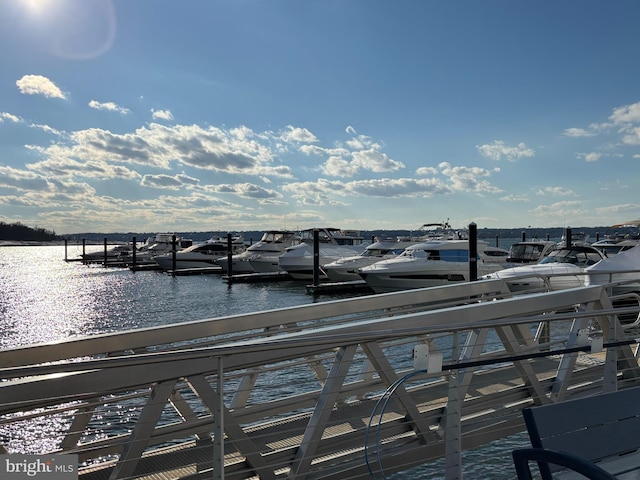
563;128;596;137
621;126;640;145
438;162;503;194
89;100;130;115
532;200;586;220
609;101;640;125
576;152;602;162
0;112;20;123
476;140;534;161
310;131;404;177
151;109;174;121
279;125;318;143
16;75;66;99
535;186;577;197
415;166;438;176
500;194;530;202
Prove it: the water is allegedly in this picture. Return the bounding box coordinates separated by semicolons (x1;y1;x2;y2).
0;245;321;348
0;244;530;478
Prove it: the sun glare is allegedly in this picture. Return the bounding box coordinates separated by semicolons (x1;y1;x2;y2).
23;0;52;14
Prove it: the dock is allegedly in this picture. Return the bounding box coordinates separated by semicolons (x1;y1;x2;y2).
305;279;373;295
223;271;293;283
1;278;640;479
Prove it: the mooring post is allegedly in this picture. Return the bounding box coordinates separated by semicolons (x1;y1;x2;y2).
64;239;68;261
313;228;320;287
103;237;108;267
227;233;233;279
172;234;177;275
132;236;137;269
468;222;477;281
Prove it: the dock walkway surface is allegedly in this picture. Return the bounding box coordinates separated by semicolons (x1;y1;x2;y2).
1;277;640;480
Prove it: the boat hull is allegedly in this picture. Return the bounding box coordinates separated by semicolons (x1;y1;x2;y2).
360;261;503;293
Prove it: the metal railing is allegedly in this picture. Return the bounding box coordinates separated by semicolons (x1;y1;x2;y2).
1;277;639;480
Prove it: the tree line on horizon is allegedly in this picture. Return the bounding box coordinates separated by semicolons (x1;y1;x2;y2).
0;221;59;241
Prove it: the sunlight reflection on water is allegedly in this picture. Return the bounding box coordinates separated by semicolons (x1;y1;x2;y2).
0;244;525;478
0;245;315;348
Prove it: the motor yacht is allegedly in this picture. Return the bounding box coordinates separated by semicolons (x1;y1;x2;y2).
483;245;606;293
323;238;418;283
154;234;245;271
591;234;640;256
585;244;640;294
277;228;365;280
358;239;505;293
503;240;558;267
216;230;300;274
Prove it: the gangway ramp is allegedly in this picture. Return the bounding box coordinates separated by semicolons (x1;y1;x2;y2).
1;279;639;479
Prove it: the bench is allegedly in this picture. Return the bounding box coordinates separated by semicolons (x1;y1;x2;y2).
512;387;640;479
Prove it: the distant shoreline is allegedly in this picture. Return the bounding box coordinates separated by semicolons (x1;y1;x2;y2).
2;225;638;246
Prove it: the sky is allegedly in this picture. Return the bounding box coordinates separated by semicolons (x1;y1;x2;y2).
1;0;640;235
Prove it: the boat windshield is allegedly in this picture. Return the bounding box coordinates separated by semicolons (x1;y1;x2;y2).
508;243;547;262
539;248;602;267
402;248;469;262
363;248;403;257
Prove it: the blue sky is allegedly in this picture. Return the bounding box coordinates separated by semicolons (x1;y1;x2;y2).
1;0;639;234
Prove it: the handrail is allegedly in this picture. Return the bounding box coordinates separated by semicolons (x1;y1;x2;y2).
1;282;639;480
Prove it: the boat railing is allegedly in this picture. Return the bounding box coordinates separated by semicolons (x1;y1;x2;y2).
1;280;640;479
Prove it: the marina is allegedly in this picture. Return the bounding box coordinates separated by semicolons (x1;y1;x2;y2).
2;243;640;479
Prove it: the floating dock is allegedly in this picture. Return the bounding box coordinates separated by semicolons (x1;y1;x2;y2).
223;271;293;283
305;279;373;295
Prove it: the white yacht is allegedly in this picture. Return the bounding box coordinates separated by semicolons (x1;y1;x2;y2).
358;239;505;293
134;233;190;262
591;234;640;256
216;230;300;274
321;221;478;282
503;239;558;267
278;228;366;280
483;245;606;293
154;234;245;271
585;244;640;294
322;239;416;283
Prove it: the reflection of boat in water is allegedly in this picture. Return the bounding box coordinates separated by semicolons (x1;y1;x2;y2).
154;235;245;271
278;228;365;280
483;245;606;292
358;239;505;293
216;230;300;274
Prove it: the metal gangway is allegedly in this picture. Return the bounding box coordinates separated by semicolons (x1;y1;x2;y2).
1;277;640;480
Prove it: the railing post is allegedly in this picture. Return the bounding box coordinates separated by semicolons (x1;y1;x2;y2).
213;356;225;480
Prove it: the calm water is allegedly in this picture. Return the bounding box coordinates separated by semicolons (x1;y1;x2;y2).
0;244;528;478
0;245;322;348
